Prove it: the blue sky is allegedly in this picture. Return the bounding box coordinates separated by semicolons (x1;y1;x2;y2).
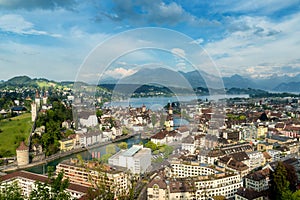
0;0;300;81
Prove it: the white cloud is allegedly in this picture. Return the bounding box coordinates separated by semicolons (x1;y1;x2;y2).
204;13;300;76
191;38;204;45
0;14;61;37
104;67;137;78
171;48;186;57
214;0;299;15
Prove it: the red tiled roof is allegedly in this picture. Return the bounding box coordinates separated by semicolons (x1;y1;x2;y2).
16;141;29;151
262;152;272;159
151;130;168;139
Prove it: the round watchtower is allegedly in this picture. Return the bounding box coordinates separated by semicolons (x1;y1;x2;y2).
16;141;29;166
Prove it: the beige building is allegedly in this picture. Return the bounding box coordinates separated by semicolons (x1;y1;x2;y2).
257;126;268;138
59;138;75;151
56;159;130;197
147;175;168;200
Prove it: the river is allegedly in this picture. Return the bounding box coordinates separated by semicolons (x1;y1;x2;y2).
27;135;145;174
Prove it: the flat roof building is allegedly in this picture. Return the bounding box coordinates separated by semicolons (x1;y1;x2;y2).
109;145;152;174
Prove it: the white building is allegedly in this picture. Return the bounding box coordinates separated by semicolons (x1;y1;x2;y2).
168;161;220;178
246;151;265;170
267;149;283;161
0;171;88;199
79;114;98;127
244;168;270;192
181;135;195;154
109;145;151;174
153;160;243;200
78;131;102;147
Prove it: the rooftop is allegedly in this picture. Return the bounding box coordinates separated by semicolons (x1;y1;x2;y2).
0;170;89;194
123;145;142;157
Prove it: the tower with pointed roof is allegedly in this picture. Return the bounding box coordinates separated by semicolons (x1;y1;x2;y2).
34;90;41;107
16;141;29;166
42;91;48;105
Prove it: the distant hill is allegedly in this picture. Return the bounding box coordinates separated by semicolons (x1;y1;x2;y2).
4;76;37;87
273;82;300;92
119;67;194;90
0;76;73;89
223;74;257;89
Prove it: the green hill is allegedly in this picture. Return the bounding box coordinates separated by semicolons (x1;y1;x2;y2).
0;113;33;157
5;76;37;87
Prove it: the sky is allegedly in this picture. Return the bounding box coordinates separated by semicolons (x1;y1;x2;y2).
0;0;300;82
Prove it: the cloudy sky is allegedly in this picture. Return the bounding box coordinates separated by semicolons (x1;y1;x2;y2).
0;0;300;81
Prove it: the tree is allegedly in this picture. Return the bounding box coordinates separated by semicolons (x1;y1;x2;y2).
86;165;115;200
122;127;129;135
271;162;290;200
145;141;158;151
29;166;71;200
0;181;24;200
151;114;157;127
96;109;103;118
283;162;297;191
118;142;128;150
99;154;112;163
106;144;116;155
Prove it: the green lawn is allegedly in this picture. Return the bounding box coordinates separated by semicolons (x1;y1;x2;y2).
0;113;33;157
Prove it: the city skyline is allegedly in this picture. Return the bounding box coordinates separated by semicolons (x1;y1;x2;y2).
0;0;300;81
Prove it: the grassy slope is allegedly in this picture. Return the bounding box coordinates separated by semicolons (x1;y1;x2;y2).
36;80;57;88
0;113;33;156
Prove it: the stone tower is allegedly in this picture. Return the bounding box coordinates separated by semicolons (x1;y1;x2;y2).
35;90;40;107
168;105;173;115
16;141;29;166
31;102;37;122
42;91;48;105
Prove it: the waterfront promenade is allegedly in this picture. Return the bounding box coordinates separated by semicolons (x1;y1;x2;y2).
1;132;140;173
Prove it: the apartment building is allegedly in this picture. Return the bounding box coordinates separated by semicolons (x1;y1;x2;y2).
246;151;265;170
147;174;168;200
168;160;219;178
0;170;88;199
163;160;243;200
56;159;129;197
244;168;270;192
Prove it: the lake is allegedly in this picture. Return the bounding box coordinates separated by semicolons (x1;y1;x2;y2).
104;94;249;110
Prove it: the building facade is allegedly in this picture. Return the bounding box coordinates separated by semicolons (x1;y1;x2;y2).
0;171;88;199
109;145;152;174
56;159;129;197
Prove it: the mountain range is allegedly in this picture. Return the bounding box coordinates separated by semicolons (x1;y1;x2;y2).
1;67;300;93
100;67;300;93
